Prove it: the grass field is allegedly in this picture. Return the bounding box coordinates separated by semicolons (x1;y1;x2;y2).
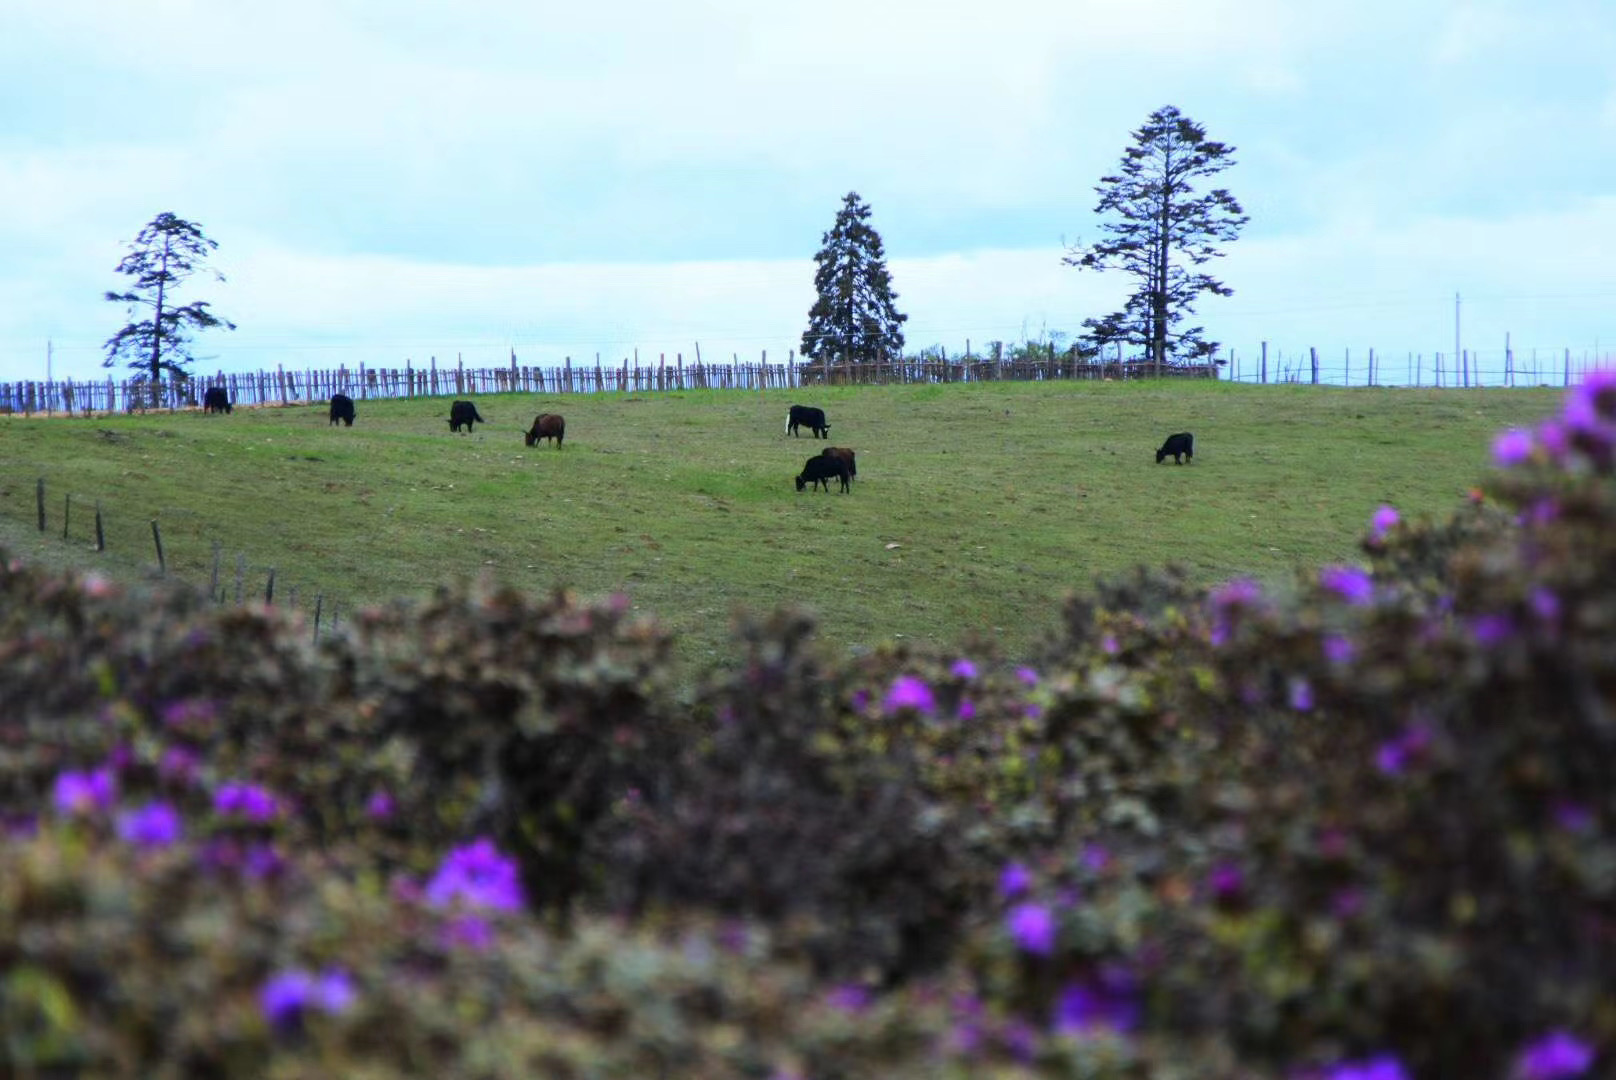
0;379;1562;673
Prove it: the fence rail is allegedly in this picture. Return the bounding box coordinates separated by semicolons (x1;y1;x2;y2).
1;353;1216;415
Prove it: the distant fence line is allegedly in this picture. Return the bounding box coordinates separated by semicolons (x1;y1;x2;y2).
6;340;1607;416
1;351;1215;415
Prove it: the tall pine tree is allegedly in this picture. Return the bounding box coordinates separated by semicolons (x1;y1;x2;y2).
1064;106;1247;373
104;212;235;403
801;192;907;367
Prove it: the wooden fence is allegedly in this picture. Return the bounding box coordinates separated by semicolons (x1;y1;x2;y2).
0;353;1216;416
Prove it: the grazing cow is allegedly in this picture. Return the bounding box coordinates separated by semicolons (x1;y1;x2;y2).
1156;432;1194;464
786;404;830;439
203;387;232;415
524;412;565;448
448;400;486;434
329;393;356;427
821;446;857;482
796;453;850;493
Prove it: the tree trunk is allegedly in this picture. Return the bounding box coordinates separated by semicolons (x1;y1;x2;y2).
148;234;170;408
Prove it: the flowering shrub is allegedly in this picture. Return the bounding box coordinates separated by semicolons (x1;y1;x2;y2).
4;376;1616;1076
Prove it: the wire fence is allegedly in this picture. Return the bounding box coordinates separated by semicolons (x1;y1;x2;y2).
15;476;346;641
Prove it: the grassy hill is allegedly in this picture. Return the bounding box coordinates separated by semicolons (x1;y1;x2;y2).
0;379;1561;672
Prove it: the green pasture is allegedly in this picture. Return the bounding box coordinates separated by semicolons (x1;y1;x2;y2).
0;380;1561;672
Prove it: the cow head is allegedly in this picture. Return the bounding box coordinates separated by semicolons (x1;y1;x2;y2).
795;475;808;492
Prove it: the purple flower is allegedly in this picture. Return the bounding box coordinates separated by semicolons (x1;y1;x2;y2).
1006;901;1056;956
365;791;395;820
1331;887;1367;920
1208;861;1245;903
116;801;182;849
1516;1030;1596;1079
1323;634;1355;665
1015;666;1040;687
245;843;286;879
1564;369;1616;438
52;767;115;816
1290;678;1315;712
1375;724;1432;776
1553;801;1595;834
260;968;357;1031
1321;1053;1410;1080
950;657;978;679
1369;504;1400;540
1530;587;1561;622
1320;566;1374;606
1538;419;1570;462
883;675;935;716
1080;843;1111;873
957;699;977;721
214;782;280;822
1210;578;1263;608
825;984;872;1012
159;746;201;784
1493;428;1536;466
1023;702;1043;720
1470;613;1515;646
1052;970;1140;1035
426;837;524;912
850;688;870;710
1101;633;1120;655
998;861;1033;899
441;914;495;951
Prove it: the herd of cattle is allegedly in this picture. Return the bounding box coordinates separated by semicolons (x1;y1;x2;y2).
196;392;1193;491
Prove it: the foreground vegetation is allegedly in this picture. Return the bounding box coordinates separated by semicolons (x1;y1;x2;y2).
0;380;1562;677
2;374;1611;1077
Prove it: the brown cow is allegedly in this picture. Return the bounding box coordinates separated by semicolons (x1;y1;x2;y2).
524;413;565;448
820;446;856;482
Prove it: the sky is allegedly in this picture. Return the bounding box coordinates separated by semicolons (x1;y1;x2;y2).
2;0;1614;386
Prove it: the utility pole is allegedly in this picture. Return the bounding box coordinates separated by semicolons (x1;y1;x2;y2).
1454;293;1461;386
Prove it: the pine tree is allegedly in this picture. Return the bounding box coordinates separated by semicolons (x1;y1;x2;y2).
801;192;907;367
1064;106;1247;373
104;212;236;403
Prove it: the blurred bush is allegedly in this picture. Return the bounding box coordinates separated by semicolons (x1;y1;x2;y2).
3;378;1615;1077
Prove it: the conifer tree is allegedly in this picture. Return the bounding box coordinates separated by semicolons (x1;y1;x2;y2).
1065;107;1247;373
801;192;907;365
104;212;235;402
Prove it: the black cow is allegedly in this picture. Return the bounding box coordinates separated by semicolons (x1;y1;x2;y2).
448;400;486;433
329;393;356;427
1156;432;1194;464
524;413;565;448
796;453;850;493
821;446;856;482
787;404;830;438
203;387;232;415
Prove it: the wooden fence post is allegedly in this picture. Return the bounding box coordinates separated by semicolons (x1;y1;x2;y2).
313;594;324;642
36;477;45;531
94;502;105;552
62;492;70;540
265;568;275;605
151;520;166;574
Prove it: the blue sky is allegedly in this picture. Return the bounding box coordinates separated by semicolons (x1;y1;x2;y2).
2;0;1613;383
